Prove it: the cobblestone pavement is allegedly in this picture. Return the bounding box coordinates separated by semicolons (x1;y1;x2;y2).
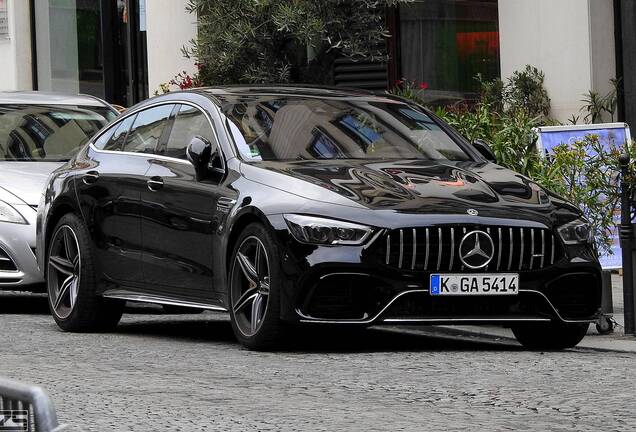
0;294;635;432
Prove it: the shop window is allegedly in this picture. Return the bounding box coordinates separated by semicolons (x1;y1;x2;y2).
398;0;500;104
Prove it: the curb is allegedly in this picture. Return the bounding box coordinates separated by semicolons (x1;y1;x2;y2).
383;325;636;354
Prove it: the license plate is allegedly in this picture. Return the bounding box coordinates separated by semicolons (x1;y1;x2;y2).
430;274;519;296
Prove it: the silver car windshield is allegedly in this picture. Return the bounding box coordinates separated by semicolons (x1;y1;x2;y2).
0;104;116;162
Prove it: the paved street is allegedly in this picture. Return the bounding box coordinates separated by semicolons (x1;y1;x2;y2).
1;293;635;431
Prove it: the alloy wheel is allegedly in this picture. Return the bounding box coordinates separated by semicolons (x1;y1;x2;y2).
47;225;81;319
230;236;271;337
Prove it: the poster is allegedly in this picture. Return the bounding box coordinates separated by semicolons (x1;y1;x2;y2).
536;123;632;269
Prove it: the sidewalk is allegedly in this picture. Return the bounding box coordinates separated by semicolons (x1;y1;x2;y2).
436;274;636;353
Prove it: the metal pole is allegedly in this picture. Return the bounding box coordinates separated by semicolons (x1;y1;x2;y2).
619;153;635;335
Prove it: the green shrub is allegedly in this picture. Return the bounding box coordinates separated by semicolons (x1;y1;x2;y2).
184;0;408;85
505;65;551;117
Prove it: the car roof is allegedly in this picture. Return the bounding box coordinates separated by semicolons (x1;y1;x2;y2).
0;91;110;107
197;85;378;99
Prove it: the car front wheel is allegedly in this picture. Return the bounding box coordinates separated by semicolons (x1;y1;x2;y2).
512;322;589;350
228;223;284;350
47;213;124;332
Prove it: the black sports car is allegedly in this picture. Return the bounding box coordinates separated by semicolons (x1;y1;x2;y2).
36;87;601;350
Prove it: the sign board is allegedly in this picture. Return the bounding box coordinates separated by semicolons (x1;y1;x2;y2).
0;0;8;39
536;123;632;269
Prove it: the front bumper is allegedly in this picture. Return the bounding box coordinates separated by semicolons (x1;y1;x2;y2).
0;205;44;290
271;221;602;326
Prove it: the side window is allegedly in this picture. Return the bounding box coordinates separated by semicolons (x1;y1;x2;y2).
123;105;174;154
93;115;135;151
163;104;218;159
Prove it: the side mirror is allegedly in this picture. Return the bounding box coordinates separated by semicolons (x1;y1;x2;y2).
186;136;212;180
187;136;224;181
472;139;497;163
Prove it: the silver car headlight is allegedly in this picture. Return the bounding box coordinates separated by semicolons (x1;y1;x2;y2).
0;200;27;225
557;218;593;245
284;214;374;245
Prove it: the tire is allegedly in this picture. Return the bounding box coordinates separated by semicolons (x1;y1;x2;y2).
46;213;124;332
512;322;589;350
595;316;614;335
228;222;284;350
161;305;204;314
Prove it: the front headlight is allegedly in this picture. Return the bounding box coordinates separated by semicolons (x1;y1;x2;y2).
284;214;374;245
0;200;27;224
557;218;593;245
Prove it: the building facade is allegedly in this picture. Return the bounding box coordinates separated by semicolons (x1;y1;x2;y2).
0;0;633;126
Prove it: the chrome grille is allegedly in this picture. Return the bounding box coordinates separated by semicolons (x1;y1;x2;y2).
382;226;561;272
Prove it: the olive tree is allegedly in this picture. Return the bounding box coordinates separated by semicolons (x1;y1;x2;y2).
183;0;408;85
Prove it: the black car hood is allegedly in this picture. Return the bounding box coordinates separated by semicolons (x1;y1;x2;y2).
241;159;578;221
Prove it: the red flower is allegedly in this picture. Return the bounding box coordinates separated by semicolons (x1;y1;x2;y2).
419;82;429;90
395;79;403;87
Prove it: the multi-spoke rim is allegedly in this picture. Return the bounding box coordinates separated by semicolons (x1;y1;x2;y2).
230;236;271;337
47;225;81;319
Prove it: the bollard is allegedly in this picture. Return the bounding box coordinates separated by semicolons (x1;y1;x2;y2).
601;270;614;314
619;153;636;335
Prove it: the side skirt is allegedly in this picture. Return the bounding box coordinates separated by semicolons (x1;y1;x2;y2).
102;289;228;312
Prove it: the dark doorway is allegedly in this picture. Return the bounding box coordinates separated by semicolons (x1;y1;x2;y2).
33;0;148;107
102;0;148;106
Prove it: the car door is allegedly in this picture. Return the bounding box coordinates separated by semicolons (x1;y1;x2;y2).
140;103;224;302
75;104;174;287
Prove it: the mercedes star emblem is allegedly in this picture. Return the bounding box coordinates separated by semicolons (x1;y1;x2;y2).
467;208;479;216
459;230;495;269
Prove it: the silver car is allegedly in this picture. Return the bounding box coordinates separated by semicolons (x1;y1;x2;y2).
0;92;117;291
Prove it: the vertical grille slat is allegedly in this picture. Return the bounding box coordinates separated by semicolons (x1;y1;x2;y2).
485;227;491;271
436;227;443;271
540;230;546;268
530;228;536;270
381;226;561;272
411;229;417;270
550;234;556;265
449;228;455;271
518;228;525;270
398;229;404;269
496;227;502;270
424;228;430;270
508;228;514;270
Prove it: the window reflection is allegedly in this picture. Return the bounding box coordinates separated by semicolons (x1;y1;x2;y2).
221;96;471;162
399;0;500;103
0;105;113;161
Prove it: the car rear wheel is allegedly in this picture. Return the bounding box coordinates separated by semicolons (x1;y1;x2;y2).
228;223;284;350
512;322;589;350
47;213;124;332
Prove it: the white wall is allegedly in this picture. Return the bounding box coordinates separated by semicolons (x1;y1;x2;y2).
499;0;616;122
0;0;33;91
145;0;197;96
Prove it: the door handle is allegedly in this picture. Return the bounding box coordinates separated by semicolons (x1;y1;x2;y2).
147;176;164;191
83;171;99;184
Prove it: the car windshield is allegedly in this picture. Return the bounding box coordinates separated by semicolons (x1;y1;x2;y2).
0;104;116;162
221;95;472;162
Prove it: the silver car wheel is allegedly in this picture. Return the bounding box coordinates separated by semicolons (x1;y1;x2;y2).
47;225;81;319
230;236;271;337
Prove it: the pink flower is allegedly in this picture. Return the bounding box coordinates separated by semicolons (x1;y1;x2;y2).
419;82;429;90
